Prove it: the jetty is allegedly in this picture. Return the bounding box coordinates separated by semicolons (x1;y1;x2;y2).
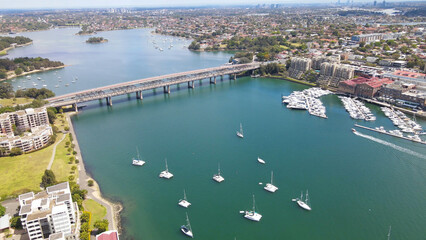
354;124;426;145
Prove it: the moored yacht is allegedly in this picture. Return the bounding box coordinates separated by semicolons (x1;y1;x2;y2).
132;147;145;166
264;171;278;193
244;195;262;222
212;163;225;183
180;213;193;238
178;189;191;208
257;157;265;164
293;190;311;211
159;159;173;179
236;123;244;138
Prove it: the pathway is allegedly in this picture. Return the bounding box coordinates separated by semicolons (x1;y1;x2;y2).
46;133;67;170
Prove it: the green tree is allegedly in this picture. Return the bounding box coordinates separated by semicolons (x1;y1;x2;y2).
14;68;23;75
81;211;91;223
10;216;22;229
80;231;90;240
88;180;94;187
0;203;5;217
9;147;22;156
47;107;57;124
41;170;56;188
94;219;109;233
0;82;14;98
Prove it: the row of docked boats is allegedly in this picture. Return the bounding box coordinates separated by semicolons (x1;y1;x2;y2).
339;96;376;121
282;87;331;119
381;107;423;134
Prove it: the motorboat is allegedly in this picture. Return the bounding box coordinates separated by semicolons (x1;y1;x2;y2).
257;157;265;164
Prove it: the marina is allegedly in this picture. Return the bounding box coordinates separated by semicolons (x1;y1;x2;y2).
339;96;376;121
354;124;426;145
381;107;423;134
282;87;332;118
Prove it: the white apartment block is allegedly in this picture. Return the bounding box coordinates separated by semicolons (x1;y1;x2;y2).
0;107;52;154
18;182;79;240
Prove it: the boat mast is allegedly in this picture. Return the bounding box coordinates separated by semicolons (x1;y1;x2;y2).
387;225;391;240
300;191;303;201
136;147;140;159
183;189;187;201
165;158;168;172
252;194;256;212
186;212;192;232
305;190;309;205
271;171;274;185
218;163;221;176
240;123;243;135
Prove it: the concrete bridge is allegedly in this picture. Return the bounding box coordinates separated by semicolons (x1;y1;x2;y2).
46;63;260;111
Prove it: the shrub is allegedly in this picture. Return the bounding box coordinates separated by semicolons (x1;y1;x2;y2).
10;216;22;229
41;170;56;188
68;175;75;181
9;147;22;156
94;219;109;234
64;126;70;131
88;180;94;187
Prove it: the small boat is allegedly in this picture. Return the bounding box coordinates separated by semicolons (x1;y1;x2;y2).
257;157;265;164
65;84;69;87
42;85;47;87
180;213;193;238
178;189;191;208
37;77;41;80
264;171;278;193
352;128;356;133
236;123;244;138
55;85;59;88
294;190;311;211
212;163;225;183
132;147;145;166
159;159;173;179
244;195;262;222
26;76;31;79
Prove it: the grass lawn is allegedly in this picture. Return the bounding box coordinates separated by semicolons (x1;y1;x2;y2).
51;133;77;182
83;199;106;228
0;137;58;199
0;98;32;107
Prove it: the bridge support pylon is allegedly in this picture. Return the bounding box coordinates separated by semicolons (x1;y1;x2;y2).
136;91;143;100
73;103;78;113
163;86;170;94
220;75;223;81
210;76;216;84
106;97;112;106
188;81;194;89
233;74;237;80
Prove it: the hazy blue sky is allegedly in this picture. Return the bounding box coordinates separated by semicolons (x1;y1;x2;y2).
0;0;423;9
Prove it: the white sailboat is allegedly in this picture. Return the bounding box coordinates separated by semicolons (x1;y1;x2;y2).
264;171;278;193
178;189;191;208
236;123;244;138
212;163;225;182
293;190;311;211
159;158;173;179
387;225;391;240
257;157;265;164
244;195;262;221
132;147;145;166
180;212;193;238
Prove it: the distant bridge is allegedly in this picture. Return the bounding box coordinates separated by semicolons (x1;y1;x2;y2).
46;63;260;110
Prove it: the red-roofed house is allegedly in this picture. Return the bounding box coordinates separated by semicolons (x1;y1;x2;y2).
96;230;119;240
338;77;393;98
393;70;426;79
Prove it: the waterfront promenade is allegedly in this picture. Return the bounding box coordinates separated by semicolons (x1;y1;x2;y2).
46;63;260;109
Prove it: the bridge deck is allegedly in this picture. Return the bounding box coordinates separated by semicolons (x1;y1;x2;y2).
47;63;260;107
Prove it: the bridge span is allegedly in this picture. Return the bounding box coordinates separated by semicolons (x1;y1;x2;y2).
46;63;260;110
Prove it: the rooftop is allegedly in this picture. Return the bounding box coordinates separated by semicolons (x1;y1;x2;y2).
96;230;119;240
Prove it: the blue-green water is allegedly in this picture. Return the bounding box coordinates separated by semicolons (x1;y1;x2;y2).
4;28;426;240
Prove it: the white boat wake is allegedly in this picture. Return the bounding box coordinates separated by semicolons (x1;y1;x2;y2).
354;131;426;160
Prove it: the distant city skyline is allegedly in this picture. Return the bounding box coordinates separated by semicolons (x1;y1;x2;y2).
0;0;424;9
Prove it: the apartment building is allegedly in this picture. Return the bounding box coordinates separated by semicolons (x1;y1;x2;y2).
18;182;78;240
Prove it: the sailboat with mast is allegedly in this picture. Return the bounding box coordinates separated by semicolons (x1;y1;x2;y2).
244;195;262;221
178;189;191;208
180;212;194;238
236;123;244;138
293;190;311;211
213;163;225;182
264;171;278;193
159;158;173;179
132;147;145;166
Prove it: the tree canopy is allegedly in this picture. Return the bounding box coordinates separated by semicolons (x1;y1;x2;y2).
41;170;57;189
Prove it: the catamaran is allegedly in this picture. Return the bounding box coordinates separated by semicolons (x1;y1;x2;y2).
159;159;173;179
244;195;262;221
178;189;191;208
132;147;145;166
293;190;311;211
236;123;244;138
180;212;194;238
264;171;278;193
212;163;225;183
257;157;265;164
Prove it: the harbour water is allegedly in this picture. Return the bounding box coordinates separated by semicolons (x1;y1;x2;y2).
3;28;426;239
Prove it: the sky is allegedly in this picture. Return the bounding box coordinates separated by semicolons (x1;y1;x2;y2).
0;0;424;9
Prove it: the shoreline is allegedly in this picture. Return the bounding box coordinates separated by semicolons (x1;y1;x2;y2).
0;41;33;56
1;65;68;82
66;112;122;232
